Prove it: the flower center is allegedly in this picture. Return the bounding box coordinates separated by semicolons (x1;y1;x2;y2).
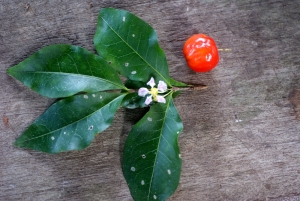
149;87;158;101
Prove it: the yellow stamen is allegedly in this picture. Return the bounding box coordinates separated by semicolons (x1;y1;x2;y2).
149;88;158;101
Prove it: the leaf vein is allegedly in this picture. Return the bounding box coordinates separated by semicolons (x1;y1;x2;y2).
100;16;170;85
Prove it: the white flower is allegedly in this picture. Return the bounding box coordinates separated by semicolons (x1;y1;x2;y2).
147;77;156;88
138;87;149;97
145;96;153;105
156;95;166;103
137;77;168;105
158;81;167;92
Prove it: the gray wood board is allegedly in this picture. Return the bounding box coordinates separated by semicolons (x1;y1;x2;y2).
1;0;300;200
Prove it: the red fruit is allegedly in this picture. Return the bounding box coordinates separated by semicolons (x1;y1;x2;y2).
183;34;219;72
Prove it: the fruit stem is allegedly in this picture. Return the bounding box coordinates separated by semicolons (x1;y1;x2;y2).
218;48;231;51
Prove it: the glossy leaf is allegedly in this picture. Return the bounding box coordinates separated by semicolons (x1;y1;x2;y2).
7;44;127;98
172;90;182;99
94;8;171;86
125;79;147;89
14;92;126;153
122;95;183;201
169;78;190;87
121;92;147;109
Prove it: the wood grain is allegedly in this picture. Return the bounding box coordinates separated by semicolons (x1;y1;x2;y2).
1;0;300;200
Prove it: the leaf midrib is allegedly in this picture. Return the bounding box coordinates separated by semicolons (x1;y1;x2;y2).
100;16;170;86
146;96;172;200
15;94;124;144
10;70;127;90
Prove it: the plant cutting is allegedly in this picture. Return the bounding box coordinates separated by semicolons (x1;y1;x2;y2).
7;8;218;201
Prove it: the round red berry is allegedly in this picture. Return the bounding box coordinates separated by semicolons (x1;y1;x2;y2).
183;34;219;72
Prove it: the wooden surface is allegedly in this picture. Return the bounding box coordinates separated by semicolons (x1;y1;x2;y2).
1;1;300;200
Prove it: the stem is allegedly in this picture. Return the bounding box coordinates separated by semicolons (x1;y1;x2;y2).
172;84;207;92
130;84;207;93
162;90;173;97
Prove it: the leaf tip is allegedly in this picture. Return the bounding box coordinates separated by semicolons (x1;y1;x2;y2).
13;138;22;147
6;67;13;75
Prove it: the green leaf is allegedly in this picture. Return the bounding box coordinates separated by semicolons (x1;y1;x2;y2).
169;78;190;87
121;92;147;109
122;95;183;201
125;79;147;89
94;8;171;86
172;90;182;99
7;44;127;98
14;92;126;154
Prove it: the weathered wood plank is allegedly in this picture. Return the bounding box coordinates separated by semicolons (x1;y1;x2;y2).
1;0;300;200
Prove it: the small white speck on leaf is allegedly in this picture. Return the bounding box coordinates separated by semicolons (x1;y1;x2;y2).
51;136;55;140
132;34;135;37
63;132;66;135
92;94;95;97
131;167;135;171
141;180;145;185
177;131;180;134
125;62;129;67
131;71;136;74
123;16;125;21
142;154;146;159
167;169;171;175
179;154;181;158
147;117;152;121
100;95;103;99
84;95;88;99
153;195;157;199
88;125;93;130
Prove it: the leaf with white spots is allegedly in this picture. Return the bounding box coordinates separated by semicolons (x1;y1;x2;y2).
94;8;171;86
7;44;127;98
122;95;183;201
14;92;126;154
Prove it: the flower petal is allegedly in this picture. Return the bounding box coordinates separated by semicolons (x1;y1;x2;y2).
138;87;149;97
157;81;167;92
145;95;153;105
156;95;166;103
147;77;156;88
